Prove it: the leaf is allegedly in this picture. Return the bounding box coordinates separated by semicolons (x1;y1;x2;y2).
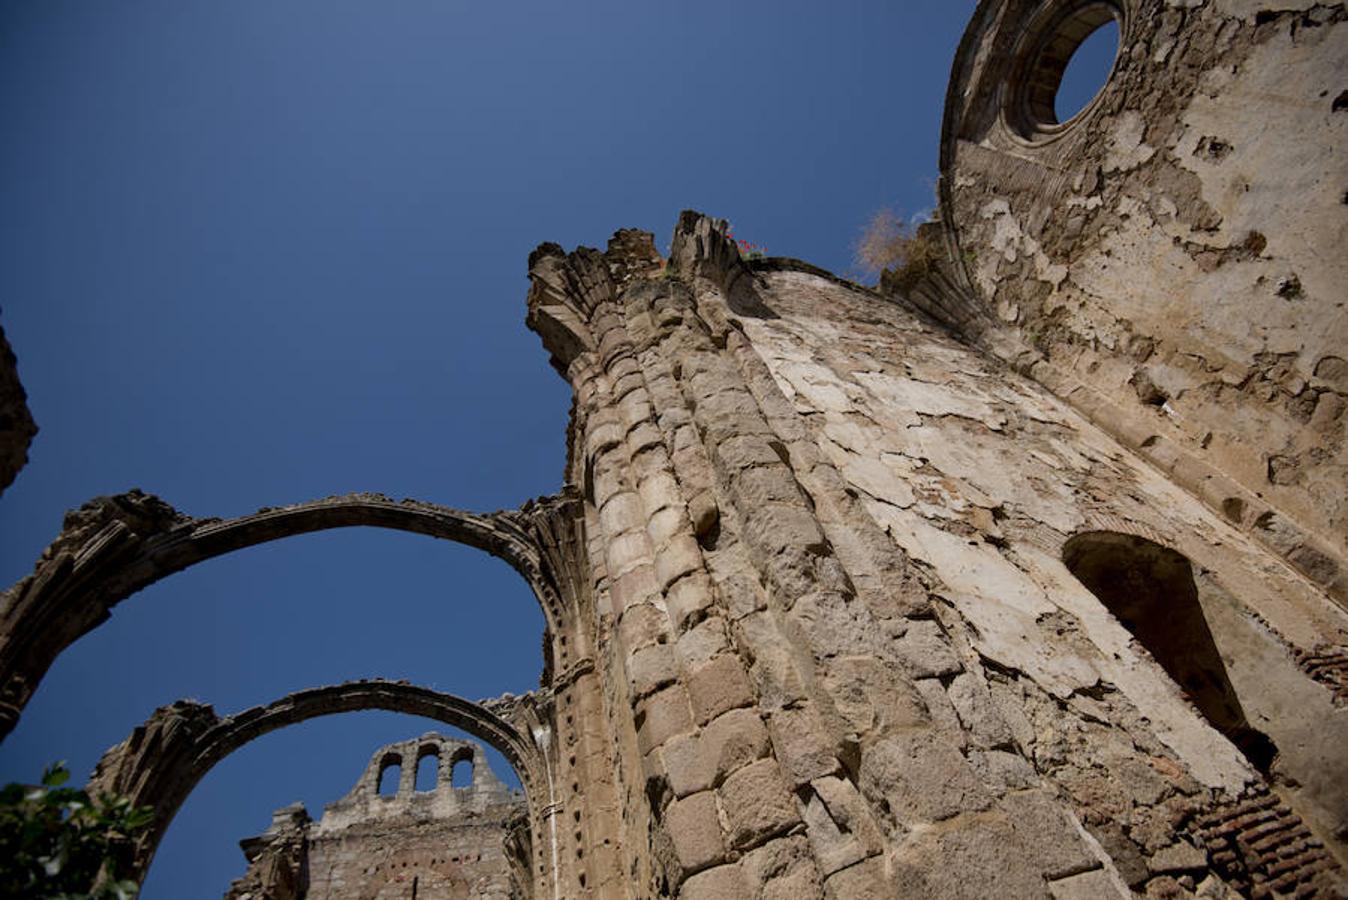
125;808;154;830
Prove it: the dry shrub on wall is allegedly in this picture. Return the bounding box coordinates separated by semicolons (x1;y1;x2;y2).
854;209;942;290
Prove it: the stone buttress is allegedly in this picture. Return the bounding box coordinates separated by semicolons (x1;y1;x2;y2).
525;211;1346;898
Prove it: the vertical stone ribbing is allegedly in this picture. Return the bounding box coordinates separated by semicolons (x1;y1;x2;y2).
623;276;825;897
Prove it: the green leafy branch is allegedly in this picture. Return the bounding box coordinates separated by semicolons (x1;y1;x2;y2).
0;763;154;900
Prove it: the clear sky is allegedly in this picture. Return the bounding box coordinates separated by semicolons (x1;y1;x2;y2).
0;1;1117;894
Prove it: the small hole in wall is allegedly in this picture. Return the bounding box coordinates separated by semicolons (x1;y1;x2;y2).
1055;18;1120;122
451;756;474;788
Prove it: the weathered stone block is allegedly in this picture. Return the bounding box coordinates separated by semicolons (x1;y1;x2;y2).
823;855;888;900
859;731;994;824
645;504;686;547
617;389;653;429
666;790;726;873
718;758;801;850
1048;867;1128;900
638;470;683;515
800;783;869;876
617;597;667;651
628;643;679;700
666;571;715;631
700;708;771;782
714;434;783;471
1147;841;1207;875
599;490;645;536
788;591;877;659
662;731;713;798
734;465;804;507
688;653;755;725
716;573;764;621
890;618;962;678
747;504;828;556
606;529;651;576
636;685;695;755
766;705;839;785
735;613;809;709
947;671;1014;748
655;533;703;591
825;656;929;738
680;862;750;900
677;615;729;667
688;489;719;539
741;834;824;900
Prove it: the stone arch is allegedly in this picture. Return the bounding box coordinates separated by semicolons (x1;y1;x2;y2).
0;491;577;739
85;680;555;893
1062;530;1278;771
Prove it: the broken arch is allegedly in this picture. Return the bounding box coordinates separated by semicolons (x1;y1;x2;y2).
0;490;579;740
85;680;554;894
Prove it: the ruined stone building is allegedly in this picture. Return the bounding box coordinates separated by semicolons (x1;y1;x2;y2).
225;735;528;899
0;0;1345;897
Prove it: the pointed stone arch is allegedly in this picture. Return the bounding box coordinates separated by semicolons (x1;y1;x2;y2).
0;490;583;739
85;680;558;896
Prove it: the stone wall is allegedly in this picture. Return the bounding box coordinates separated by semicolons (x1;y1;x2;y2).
525;210;1345;897
923;0;1348;605
82;681;560;897
732;255;1348;891
225;734;527;899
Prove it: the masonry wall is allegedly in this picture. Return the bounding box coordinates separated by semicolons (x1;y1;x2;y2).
527;211;1346;897
226;735;528;900
929;0;1348;605
734;260;1348;891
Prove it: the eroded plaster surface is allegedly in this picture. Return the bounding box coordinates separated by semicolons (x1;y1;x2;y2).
737;266;1348;850
934;0;1348;602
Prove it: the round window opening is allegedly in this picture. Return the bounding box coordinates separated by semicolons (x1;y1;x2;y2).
1014;2;1122;137
1055;17;1120;121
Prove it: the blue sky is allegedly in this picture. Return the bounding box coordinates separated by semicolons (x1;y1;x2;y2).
0;1;1117;894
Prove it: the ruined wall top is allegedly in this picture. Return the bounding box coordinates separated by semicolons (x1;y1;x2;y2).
314;732;519;834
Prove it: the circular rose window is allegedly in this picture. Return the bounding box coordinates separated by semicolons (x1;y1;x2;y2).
1008;1;1123;140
